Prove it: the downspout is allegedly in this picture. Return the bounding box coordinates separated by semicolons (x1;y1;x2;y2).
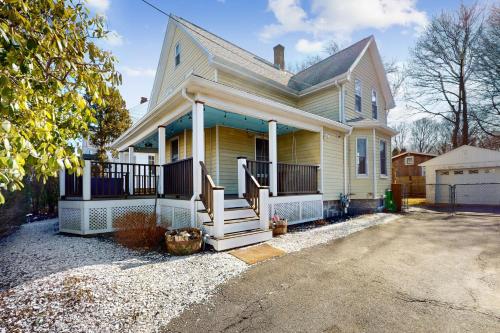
372;128;377;202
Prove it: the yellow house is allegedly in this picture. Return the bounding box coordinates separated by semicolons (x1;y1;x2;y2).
58;15;397;251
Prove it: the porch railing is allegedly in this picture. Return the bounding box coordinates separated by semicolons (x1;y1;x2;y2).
90;161;158;198
65;172;83;197
200;161;221;220
246;160;271;187
163;158;193;198
277;162;319;195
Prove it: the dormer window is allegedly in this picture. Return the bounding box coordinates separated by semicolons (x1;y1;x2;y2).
175;42;181;67
371;89;378;119
355;79;362;112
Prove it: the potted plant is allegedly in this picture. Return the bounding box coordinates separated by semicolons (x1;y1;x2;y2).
270;212;287;237
165;228;202;255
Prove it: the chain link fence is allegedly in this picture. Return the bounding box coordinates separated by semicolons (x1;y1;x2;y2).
426;183;500;214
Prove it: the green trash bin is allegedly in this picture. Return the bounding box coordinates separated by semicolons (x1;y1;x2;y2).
385;189;396;212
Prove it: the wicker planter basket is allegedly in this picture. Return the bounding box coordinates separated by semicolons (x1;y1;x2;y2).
271;219;288;237
165;228;202;256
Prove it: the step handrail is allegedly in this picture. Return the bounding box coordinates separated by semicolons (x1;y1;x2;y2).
200;161;223;221
242;164;268;217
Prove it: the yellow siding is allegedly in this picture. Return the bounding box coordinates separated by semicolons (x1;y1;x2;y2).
218;126;256;194
277;130;320;165
297;87;340;122
218;71;297;107
156;27;214;106
322;128;345;201
348;129;374;199
345;52;388;125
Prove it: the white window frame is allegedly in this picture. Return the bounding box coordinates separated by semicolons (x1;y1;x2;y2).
355;79;362;113
404;156;414;165
148;155;155;165
379;139;387;178
174;42;181;67
356;137;368;177
371;88;378;120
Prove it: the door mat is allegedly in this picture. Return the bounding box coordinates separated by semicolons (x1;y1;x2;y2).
229;243;286;264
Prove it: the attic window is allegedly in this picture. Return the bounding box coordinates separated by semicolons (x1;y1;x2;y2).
404;156;414;165
175;42;181;67
355;79;362;112
371;89;378;119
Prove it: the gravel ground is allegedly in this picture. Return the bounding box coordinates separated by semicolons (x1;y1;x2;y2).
0;213;398;332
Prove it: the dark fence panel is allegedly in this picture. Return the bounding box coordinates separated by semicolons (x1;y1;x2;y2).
130;163;159;196
246;160;271;187
90;162;130;198
277;163;319;195
163;158;193;198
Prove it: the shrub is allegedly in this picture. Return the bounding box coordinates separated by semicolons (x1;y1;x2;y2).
113;212;168;250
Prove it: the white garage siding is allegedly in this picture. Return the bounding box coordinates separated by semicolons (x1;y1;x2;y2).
435;167;500;205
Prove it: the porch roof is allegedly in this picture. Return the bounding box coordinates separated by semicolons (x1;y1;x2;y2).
112;74;352;151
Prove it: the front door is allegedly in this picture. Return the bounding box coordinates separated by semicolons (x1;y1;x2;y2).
255;138;269;161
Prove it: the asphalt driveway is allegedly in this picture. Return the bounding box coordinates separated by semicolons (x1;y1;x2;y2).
164;210;500;332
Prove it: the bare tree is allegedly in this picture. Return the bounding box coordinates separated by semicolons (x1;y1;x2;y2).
288;54;323;73
473;5;500;138
323;40;340;55
406;4;484;148
409;118;439;153
384;59;406;100
392;123;408;154
434;121;454;154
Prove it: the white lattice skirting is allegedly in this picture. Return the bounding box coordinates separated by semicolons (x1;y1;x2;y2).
268;194;323;225
58;198;194;235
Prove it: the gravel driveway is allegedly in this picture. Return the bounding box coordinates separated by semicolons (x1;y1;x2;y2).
0;214;399;332
165;209;500;332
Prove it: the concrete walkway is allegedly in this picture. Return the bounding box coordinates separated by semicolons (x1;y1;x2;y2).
163;210;500;332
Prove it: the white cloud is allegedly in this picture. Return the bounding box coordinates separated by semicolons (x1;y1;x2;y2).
121;66;156;77
261;0;428;41
295;38;325;53
85;0;110;14
104;30;124;46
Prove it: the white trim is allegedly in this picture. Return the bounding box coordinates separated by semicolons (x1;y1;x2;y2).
349;119;398;136
355;78;362;113
215;125;220;183
404;156;414;166
372;129;377;198
355;136;369;178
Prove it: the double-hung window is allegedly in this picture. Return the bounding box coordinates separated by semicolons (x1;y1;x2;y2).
379;140;387;176
355;79;362;113
356;138;368;176
174;42;181;67
372;89;378;119
148;155;155;165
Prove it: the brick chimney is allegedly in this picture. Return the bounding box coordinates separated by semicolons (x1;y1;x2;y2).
273;44;285;70
140;97;148;104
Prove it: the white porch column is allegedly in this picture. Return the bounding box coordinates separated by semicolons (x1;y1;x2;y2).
118;151;125;163
372;128;377;199
237;157;247;198
82;160;91;200
212;188;225;238
259;187;269;230
128;146;135;163
192;101;205;198
158;126;166;195
59;169;65;198
268;120;278;197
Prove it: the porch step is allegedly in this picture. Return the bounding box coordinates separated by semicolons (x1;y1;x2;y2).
205;229;272;251
197;207;257;224
202;217;261;234
224;198;249;209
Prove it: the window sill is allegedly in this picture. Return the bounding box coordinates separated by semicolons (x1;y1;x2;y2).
380;175;388;179
356;174;369;178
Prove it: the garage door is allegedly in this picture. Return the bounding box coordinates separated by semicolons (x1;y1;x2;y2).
436;167;500;205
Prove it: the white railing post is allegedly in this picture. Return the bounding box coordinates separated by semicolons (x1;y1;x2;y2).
213;188;225;238
128;146;135;195
59;169;65;198
259;188;269;231
192;101;205;198
268;120;278;197
237;157;247;198
82;160;91;200
158;126;166;195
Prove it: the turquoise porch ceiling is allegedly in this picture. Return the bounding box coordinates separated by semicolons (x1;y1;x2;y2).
134;106;298;149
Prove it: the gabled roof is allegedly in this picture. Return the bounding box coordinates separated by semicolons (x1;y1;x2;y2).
392;151;437;160
288;37;371;91
419;145;500;168
172;15;294;86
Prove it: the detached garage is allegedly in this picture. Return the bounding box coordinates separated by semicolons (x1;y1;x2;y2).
420;145;500;206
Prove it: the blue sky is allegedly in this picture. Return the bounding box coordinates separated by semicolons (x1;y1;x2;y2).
87;0;478;120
